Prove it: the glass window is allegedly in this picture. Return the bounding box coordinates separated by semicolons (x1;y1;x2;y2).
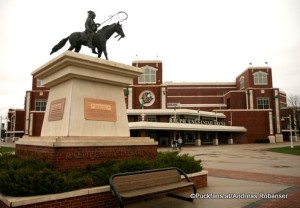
257;97;270;109
146;115;157;122
138;66;157;84
147;131;157;140
37;79;44;87
35;99;47;111
253;71;268;85
138;115;157;122
239;76;245;89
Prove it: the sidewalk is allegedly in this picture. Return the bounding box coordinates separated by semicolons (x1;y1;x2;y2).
128;142;300;208
2;141;300;207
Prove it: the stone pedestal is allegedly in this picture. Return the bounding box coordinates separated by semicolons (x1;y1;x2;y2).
16;52;157;171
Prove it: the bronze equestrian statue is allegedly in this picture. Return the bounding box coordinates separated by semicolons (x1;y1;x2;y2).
50;11;126;60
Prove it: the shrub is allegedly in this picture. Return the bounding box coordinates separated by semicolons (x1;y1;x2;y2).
153;151;202;173
0;154;65;196
0;152;202;197
255;138;270;143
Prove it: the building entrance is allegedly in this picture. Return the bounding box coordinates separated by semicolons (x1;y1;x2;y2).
202;132;213;145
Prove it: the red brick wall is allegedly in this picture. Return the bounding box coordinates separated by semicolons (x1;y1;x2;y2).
224;91;246;109
31;112;44;136
221;110;272;143
166;85;236;110
15;110;25;132
16;145;158;172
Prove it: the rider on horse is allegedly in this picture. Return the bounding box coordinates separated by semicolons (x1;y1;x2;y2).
85;10;100;54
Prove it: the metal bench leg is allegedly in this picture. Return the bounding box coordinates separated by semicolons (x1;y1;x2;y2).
166;193;193;202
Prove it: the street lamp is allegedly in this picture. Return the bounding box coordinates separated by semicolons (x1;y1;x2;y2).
282;114;294;149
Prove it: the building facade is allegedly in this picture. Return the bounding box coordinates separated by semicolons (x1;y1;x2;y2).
5;109;25;142
123;60;290;145
5;60;299;146
23;77;49;136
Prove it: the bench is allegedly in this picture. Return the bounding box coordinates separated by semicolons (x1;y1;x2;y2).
109;167;197;208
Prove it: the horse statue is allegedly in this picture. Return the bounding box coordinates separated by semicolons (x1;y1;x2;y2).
50;22;125;60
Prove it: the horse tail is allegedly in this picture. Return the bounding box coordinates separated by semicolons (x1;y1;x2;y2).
50;37;69;55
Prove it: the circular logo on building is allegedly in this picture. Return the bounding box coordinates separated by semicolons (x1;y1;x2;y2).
139;90;155;107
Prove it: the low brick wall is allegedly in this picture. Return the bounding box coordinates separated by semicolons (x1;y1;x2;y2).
15;144;157;171
0;171;207;208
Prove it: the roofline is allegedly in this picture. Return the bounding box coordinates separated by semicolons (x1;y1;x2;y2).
129;121;247;132
163;82;236;86
127;109;226;118
236;66;272;79
132;60;162;64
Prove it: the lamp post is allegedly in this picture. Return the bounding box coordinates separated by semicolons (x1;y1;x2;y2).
282;114;294;149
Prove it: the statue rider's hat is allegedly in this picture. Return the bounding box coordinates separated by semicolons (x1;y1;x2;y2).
88;10;96;16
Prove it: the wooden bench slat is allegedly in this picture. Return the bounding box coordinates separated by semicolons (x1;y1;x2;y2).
113;170;180;183
120;182;195;198
112;170;181;192
109;167;196;207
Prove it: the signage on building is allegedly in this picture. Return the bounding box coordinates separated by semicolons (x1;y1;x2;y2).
169;117;226;126
167;103;181;108
139;91;155;107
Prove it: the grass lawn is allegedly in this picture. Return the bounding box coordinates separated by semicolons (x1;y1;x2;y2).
0;146;15;154
266;145;300;156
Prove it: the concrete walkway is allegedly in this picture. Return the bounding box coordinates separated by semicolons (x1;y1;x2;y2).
2;141;300;207
128;141;300;208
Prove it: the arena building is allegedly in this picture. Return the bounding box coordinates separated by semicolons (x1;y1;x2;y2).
4;60;299;146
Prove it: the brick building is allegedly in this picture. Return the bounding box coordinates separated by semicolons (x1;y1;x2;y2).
124;60;290;145
5;109;25;142
23;77;49;136
6;60;299;146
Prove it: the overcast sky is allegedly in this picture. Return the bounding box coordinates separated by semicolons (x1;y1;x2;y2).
1;0;300;116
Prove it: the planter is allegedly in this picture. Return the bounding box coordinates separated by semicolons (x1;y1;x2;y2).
0;171;207;208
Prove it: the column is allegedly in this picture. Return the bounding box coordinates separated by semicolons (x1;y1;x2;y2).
195;131;201;146
213;132;219;145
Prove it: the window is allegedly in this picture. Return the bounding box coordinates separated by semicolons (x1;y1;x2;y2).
146;115;157;122
146;131;157;140
257;97;270;109
37;79;44;87
138;66;157;84
35;99;47;111
138;115;157;122
253;71;268;85
239;76;245;89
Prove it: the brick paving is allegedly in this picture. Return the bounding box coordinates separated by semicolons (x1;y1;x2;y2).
206;168;300;208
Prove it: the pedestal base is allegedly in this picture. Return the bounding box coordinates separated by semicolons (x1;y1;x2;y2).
275;134;283;143
228;138;233;145
268;135;276;143
16;136;158;171
195;139;201;146
213;138;219;145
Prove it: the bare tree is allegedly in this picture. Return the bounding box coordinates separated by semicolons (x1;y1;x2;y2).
287;94;300;133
